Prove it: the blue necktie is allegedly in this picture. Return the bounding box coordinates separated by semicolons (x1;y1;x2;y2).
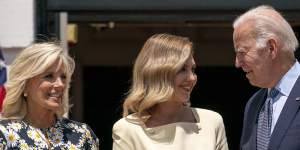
257;88;279;150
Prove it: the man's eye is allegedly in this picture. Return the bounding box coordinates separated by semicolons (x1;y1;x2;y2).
238;51;246;55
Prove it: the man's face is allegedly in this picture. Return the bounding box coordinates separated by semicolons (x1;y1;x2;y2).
233;23;273;88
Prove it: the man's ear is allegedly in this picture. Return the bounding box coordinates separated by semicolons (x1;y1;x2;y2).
267;38;278;59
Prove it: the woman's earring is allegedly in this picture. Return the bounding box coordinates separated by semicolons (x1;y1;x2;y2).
24;93;28;97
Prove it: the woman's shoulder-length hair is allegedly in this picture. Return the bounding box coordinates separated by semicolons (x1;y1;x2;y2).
123;33;193;121
2;42;75;119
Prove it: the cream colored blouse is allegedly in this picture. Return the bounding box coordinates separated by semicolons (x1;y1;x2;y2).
112;108;228;150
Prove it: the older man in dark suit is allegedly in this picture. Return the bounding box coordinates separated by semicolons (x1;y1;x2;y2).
233;5;300;150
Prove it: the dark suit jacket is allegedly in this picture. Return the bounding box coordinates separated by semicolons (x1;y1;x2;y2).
240;76;300;150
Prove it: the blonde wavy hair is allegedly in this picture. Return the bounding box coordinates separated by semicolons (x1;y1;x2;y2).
2;42;75;119
123;33;193;120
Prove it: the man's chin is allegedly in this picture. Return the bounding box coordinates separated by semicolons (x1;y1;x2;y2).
249;80;263;88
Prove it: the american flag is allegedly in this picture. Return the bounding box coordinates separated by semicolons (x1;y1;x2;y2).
0;48;6;112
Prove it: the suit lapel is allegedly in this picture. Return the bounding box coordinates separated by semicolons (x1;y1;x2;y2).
268;77;300;150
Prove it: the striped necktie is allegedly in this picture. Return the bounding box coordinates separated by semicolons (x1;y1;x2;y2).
256;88;279;150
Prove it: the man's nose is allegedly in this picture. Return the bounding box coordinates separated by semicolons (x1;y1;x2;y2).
235;55;242;68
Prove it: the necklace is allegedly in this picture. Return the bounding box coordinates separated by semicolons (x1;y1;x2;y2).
37;129;53;149
22;120;54;148
22;116;56;149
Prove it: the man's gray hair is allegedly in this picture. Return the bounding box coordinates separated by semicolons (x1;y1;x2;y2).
233;5;298;52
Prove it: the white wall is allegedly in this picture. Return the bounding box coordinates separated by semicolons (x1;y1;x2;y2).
0;0;34;64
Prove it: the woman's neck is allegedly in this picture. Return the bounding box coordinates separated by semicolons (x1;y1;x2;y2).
24;108;56;128
146;101;195;127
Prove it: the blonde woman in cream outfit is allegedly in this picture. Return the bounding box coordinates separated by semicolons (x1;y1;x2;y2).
112;33;228;150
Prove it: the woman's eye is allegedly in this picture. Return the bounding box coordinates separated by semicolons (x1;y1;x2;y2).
61;74;67;80
179;67;186;73
44;74;53;79
192;67;196;74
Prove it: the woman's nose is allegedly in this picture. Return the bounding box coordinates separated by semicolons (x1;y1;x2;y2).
53;77;65;87
187;71;197;82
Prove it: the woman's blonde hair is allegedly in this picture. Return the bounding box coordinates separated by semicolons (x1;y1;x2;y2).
2;42;75;119
123;33;193;120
